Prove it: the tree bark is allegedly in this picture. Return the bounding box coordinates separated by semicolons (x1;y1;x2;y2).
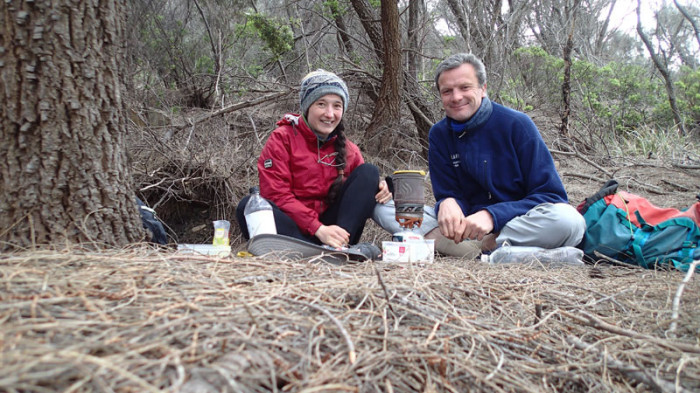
328;1;355;55
673;0;700;47
446;0;472;52
594;0;617;56
407;0;423;78
362;0;403;154
349;0;383;60
636;0;687;136
0;0;144;249
405;0;434;158
560;0;580;139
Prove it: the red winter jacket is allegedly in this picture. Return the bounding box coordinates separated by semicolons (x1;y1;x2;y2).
258;114;364;236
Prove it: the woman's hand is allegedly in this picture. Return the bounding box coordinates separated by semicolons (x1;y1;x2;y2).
315;225;350;248
375;179;392;204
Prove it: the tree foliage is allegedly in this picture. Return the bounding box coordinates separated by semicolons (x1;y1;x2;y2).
123;0;699;139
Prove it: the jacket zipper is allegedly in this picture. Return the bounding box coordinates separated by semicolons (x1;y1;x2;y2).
484;160;492;200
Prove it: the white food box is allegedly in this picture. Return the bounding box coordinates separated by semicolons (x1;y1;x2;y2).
382;239;435;263
177;244;231;257
382;241;411;262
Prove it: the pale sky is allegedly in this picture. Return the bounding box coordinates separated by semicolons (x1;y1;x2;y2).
608;0;658;33
433;0;696;36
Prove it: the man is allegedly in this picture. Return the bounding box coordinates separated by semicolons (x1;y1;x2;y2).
428;53;585;254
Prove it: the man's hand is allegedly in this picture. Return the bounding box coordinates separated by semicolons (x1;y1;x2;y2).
375;179;392;204
437;198;466;242
315;225;350;248
462;210;494;241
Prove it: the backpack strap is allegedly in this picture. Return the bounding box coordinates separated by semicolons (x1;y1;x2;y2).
631;218;700;269
631;228;653;269
578;179;619;214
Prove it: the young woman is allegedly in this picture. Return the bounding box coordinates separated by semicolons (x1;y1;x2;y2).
236;70;391;249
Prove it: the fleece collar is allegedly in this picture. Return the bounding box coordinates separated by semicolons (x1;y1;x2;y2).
448;97;493;137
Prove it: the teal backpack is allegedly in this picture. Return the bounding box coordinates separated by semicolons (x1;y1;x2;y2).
577;180;700;272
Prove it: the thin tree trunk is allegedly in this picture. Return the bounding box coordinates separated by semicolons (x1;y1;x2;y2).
407;0;421;78
594;0;617;56
636;0;687;136
350;0;383;60
673;0;700;47
0;0;144;249
329;2;354;55
192;0;224;105
560;0;580;139
445;0;472;52
404;75;435;159
405;0;434;159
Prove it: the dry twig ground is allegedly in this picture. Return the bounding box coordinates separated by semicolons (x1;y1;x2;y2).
1;248;699;392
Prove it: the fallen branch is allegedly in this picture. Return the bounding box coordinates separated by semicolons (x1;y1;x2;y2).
561;310;700;354
374;266;396;315
561;172;607;183
667;260;700;338
281;296;357;365
567;336;692;393
672;162;700;170
592;251;642;269
187;91;291;126
660;179;692;192
625;178;666;195
551;149;613;178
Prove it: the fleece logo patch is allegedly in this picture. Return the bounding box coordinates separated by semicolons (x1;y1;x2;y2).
450;153;460;168
264;159;273;169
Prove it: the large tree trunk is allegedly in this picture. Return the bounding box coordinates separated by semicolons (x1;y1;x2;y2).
362;0;402;155
0;0;144;250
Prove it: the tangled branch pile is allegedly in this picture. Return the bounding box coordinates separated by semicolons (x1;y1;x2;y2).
1;248;698;392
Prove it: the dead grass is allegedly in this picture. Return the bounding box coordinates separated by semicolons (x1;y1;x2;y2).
1;247;699;392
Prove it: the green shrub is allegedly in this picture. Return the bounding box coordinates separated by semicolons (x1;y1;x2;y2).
243;12;294;59
676;66;700;130
510;46;682;141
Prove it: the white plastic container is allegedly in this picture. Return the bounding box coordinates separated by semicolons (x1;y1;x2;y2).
177;244;231;257
212;220;230;246
392;230;424;242
244;186;276;237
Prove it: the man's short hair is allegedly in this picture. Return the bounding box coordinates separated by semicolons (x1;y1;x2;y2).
434;53;487;92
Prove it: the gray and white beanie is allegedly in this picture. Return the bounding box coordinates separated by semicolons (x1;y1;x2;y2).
299;69;349;116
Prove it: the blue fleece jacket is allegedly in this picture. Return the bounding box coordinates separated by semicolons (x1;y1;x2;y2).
428;100;568;232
